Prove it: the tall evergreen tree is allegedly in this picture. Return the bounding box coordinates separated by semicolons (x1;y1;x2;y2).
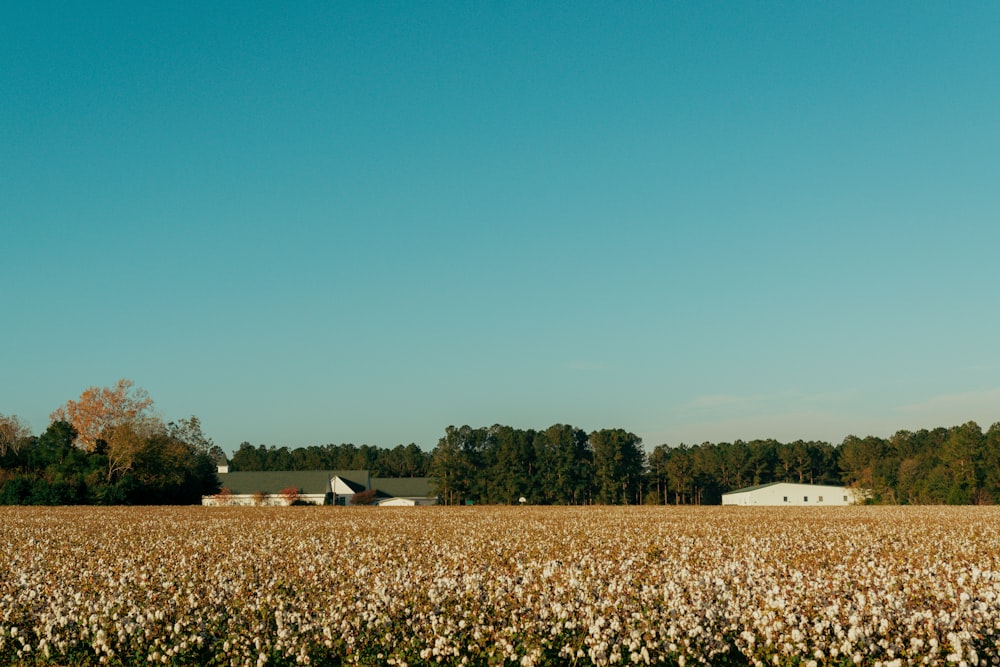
590;429;644;504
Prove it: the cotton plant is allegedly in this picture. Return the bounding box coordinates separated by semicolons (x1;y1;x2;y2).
1;506;999;666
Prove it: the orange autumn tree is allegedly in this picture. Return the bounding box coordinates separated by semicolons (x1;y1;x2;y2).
50;379;158;453
50;379;164;482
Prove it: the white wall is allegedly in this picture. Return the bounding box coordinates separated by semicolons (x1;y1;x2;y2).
202;493;326;506
722;483;858;506
377;497;438;507
330;476;363;495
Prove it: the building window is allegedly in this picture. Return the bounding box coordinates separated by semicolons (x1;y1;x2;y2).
843;496;848;502
783;496;788;502
804;496;808;502
818;496;824;502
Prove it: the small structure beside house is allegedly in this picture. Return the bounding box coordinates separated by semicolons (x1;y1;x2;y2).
203;470;437;506
372;477;439;506
721;482;862;506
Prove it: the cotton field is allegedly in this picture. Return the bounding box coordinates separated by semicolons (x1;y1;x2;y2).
1;507;998;667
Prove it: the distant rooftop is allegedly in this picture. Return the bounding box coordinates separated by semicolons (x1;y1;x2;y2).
218;470;369;495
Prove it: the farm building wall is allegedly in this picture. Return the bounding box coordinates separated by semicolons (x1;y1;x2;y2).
202;493;328;507
721;482;860;506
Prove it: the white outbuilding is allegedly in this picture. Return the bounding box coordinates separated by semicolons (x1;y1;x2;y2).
721;482;861;506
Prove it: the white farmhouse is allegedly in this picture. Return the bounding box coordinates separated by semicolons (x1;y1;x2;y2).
721;482;861;506
202;470;438;506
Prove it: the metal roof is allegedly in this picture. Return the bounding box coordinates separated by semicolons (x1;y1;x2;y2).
217;470;369;495
371;476;434;498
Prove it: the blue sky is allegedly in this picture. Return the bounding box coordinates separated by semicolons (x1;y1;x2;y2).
3;3;999;454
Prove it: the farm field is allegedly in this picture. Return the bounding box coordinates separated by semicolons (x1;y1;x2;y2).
1;506;998;667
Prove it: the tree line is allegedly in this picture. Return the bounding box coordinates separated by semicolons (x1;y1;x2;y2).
229;424;647;505
5;379;998;505
229;441;430;477
0;380;219;505
424;421;1000;505
428;424;645;505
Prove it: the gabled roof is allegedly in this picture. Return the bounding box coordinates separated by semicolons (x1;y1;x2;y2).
213;470;435;502
331;475;368;494
722;481;848;496
371;476;434;499
722;482;784;496
218;470;370;495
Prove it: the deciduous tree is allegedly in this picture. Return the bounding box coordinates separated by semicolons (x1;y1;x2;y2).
350;488;377;505
166;416;213;453
0;414;32;458
50;379;157;452
102;417;162;482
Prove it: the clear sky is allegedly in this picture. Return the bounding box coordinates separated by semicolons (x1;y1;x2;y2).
3;3;999;455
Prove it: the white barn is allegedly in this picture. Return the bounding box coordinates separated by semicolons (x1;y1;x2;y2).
722;482;861;506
